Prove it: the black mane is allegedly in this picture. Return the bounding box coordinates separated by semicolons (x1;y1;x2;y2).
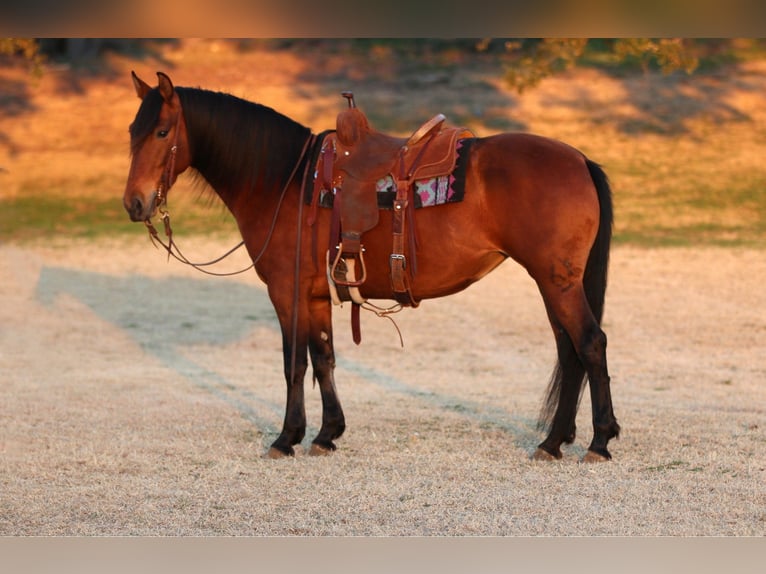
130;86;313;198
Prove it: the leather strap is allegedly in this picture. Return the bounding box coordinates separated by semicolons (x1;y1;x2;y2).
351;302;361;344
389;148;419;307
329;178;342;262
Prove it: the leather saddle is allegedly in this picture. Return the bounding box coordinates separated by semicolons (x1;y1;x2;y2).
311;91;473;340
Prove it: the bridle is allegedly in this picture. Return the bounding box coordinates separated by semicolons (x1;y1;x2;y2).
155;109;181;213
143;108;316;277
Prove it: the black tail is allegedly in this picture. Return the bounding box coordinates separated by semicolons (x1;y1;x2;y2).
538;159;613;428
582;159;612;324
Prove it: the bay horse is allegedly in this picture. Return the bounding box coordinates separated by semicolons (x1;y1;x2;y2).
123;71;620;462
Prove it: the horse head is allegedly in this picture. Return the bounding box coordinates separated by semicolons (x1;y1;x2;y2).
124;71;191;222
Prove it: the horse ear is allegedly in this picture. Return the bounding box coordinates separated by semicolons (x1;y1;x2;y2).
157;72;175;104
131;71;152;100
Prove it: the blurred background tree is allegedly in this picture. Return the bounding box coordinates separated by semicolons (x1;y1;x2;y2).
0;37;44;74
1;38;756;94
496;38;700;93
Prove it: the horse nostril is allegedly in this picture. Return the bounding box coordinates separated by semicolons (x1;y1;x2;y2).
126;196;144;221
125;191;157;221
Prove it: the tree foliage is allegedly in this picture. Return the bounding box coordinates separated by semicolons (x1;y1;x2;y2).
499;38;699;93
0;37;709;91
0;37;44;74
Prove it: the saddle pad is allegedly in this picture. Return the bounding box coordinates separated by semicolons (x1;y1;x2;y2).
317;138;474;210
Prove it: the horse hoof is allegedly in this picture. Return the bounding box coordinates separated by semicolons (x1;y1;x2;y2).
264;447;289;459
309;443;334;457
532;448;559;461
581;450;610;463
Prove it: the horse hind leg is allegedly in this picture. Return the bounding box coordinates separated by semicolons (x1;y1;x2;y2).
534;318;586;460
579;318;621;461
535;285;620;462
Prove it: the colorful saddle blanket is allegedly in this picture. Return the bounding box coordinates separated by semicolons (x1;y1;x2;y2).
314;137;474;211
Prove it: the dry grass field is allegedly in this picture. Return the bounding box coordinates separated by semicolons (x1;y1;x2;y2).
0;40;765;540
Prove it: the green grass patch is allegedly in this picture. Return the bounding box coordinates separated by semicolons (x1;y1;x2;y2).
4;177;765;247
0;187;239;243
608;150;766;248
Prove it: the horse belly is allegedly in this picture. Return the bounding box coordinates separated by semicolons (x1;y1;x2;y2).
350;205;508;301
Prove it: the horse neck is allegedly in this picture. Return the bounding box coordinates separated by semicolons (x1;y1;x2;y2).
178;88;312;211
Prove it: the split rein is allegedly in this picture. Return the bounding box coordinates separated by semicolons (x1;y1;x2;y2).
143;133;316;277
145;213;250;277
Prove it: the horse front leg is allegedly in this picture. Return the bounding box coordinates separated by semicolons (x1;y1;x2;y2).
307;297;345;455
266;300;310;459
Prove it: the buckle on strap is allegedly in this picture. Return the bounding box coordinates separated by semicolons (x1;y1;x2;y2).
390;253;406;269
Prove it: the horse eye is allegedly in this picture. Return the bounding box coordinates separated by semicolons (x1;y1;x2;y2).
157;129;169;138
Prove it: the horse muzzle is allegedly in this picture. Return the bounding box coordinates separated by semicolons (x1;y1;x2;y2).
124;190;158;222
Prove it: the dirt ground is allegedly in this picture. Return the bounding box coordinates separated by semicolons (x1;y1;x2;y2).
0;238;764;535
0;40;765;537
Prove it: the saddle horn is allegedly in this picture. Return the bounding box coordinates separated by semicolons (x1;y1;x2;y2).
336;91;370;146
341;91;356;108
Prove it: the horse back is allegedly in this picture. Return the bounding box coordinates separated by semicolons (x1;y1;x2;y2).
309;131;602;302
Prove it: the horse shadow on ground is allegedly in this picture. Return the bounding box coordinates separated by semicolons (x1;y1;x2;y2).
35;265;542;455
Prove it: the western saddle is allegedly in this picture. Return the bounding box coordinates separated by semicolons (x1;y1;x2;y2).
310;91;473;343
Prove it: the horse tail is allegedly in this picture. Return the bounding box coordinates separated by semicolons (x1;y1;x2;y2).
538;158;613;429
582;159;613;325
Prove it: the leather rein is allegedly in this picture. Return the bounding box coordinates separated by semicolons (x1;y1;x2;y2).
144;113;316;277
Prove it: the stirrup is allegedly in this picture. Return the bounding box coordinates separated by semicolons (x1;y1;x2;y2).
326;250;366;306
330;244;368;287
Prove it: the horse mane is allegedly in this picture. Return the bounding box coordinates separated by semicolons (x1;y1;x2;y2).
130;86;313;200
